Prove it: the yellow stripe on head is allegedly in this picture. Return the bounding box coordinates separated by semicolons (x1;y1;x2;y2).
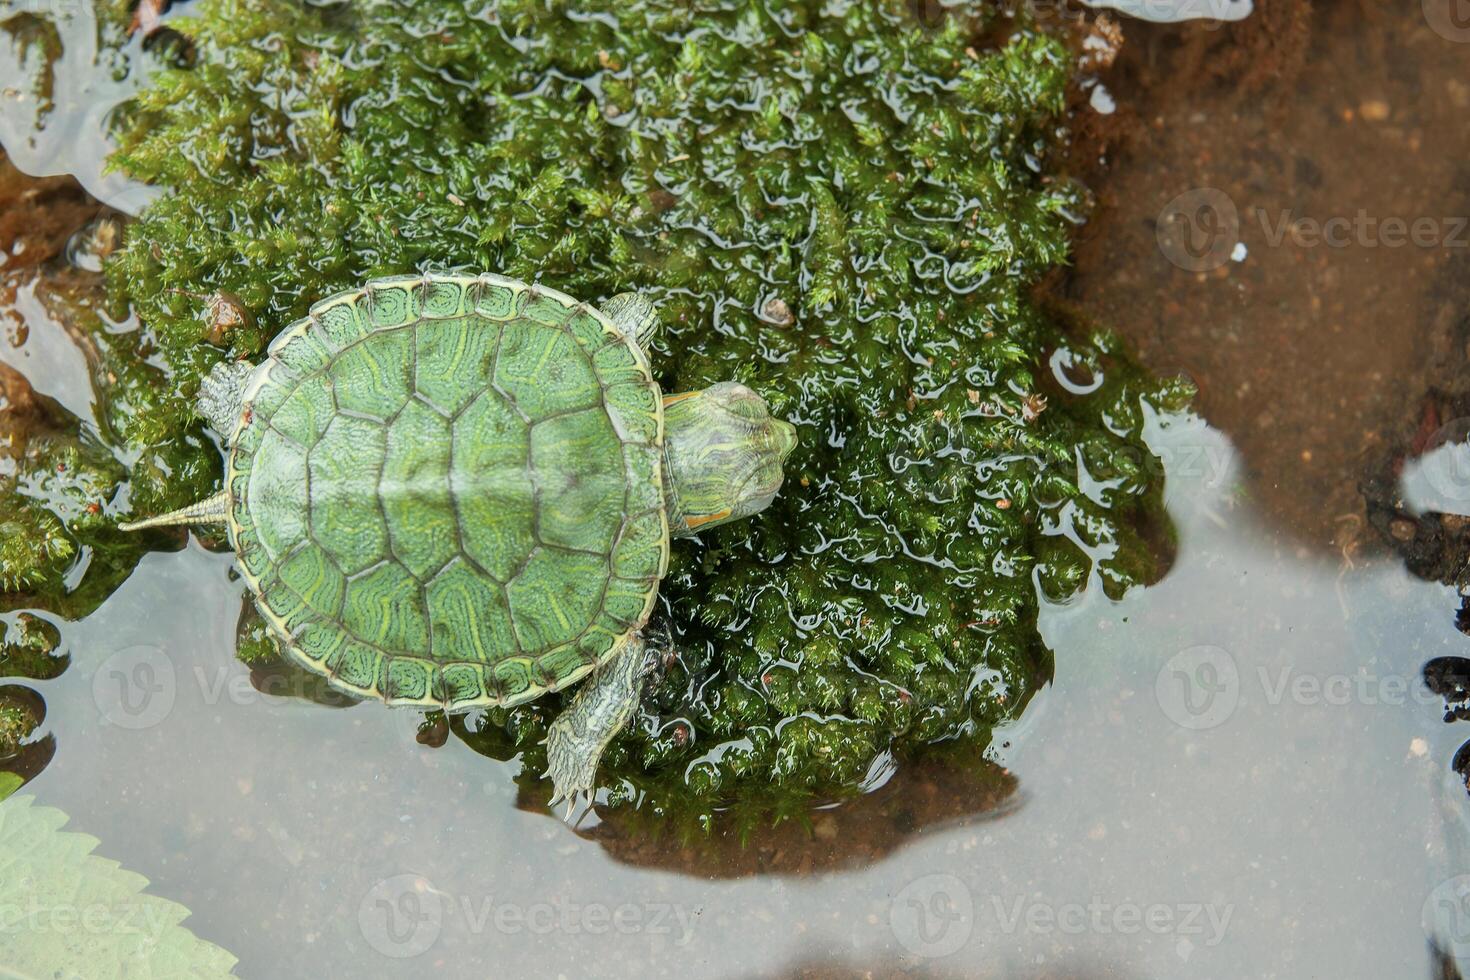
683;509;732;530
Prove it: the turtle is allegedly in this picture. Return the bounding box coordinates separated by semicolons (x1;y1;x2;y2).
121;272;798;811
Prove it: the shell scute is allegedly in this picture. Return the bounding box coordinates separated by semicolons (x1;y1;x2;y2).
414;316;499;416
451;391;534;582
247;429;310;560
365;275;423;327
383;657;437;704
565;307;614;350
505;548;609;652
247;362;298;422
327;328;413;420
604;382;661;445
443;662;493;709
488;658;535;705
591;341;650;388
328;641;383;696
274;544;346;621
519;288;576;328
294;622;347;667
530;407;626;553
470;275;522;320
424;558;517;663
268;377;335;448
342;560;430;655
312;293;372;349
269;321;335;376
602;575;658;629
613;509;669;580
493;320;601;418
307;415;389;575
382;399;457;580
420;276;474;319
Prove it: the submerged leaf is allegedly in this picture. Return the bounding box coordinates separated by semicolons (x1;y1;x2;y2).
0;795;238;977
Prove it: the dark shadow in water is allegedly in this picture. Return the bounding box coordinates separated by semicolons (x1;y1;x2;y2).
546;754;1016;879
1432;941;1468;980
767;957;1137;979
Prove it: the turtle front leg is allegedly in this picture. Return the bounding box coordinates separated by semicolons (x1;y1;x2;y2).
544;631;658;819
197;359;257;444
602;292;659;353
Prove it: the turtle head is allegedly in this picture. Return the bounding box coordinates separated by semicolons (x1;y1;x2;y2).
661;381;797;535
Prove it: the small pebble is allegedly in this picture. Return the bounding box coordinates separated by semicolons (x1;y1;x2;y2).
762;296;795;326
1359;99;1390;122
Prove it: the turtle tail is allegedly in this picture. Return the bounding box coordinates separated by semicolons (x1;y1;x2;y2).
118;490;231;531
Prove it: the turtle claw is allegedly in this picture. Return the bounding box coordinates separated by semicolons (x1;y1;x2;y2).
547;787;594;825
544;720;600;823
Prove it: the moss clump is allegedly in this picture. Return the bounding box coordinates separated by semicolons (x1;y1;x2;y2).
92;0;1187;822
0;266;219;616
0;613;64;681
0;691;41;759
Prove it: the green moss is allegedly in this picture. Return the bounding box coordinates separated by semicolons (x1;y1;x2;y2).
0;613;64;681
0;271;219;617
0;694;39;759
75;0;1189;823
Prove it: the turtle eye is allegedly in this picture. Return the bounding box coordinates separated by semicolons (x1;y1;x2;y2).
709;382;767;422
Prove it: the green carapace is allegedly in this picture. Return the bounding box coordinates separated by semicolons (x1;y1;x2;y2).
122;273;798;811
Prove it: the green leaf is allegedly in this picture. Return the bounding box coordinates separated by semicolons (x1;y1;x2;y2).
0;773;20;802
0;795;238;978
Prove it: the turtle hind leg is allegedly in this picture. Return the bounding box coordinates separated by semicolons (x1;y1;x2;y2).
197;359;257;444
544;632;655;821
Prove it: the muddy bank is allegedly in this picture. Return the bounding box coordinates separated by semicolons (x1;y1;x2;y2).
1053;1;1470;557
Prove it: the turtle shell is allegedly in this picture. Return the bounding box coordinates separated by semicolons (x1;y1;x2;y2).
224;273;669;711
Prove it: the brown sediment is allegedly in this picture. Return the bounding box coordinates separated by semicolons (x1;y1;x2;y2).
0;360;52;463
1048;2;1470;555
0;152;106;271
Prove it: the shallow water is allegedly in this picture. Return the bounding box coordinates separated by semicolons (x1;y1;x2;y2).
6;3;1470;978
13;401;1464;978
